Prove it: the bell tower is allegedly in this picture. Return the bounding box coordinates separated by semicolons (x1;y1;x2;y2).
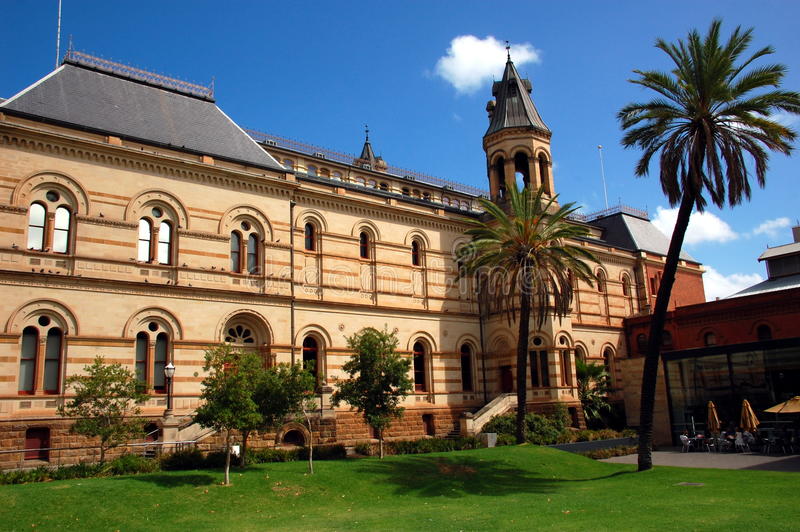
483;48;554;202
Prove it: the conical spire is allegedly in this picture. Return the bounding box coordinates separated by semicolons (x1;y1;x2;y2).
484;56;549;137
358;125;376;163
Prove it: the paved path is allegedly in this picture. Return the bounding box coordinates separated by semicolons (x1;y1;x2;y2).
601;449;800;472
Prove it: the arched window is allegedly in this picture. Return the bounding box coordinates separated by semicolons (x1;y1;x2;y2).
597;270;607;293
529;336;549;388
319;168;330;178
411;240;421;266
52;207;71;254
225;324;256;344
402;187;410;196
603;347;614;375
514;152;530;189
302;336;319;380
379;182;389;191
18;320;63;395
307;165;318;176
230;221;261;274
282;159;294;170
138;219;153;262
538;153;550;189
704;332;717;346
575;345;586;362
367;179;377;188
230;231;241;272
134;322;171;393
493;157;506;199
332;171;342;180
441;196;450;205
460;343;474;392
559;336;572;387
27;203;46;251
756;324;772;341
621;275;631;296
359;231;370;259
304;223;316;252
355;177;366;186
413;341;427;392
422;192;431;201
157;221;172;265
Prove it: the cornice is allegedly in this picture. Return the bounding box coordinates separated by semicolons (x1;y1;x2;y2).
0;204;26;214
76;214;137;229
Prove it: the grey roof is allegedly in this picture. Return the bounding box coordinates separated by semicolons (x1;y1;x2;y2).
758;242;800;261
485;59;549;137
728;273;800;298
591;213;696;261
357;139;376;164
0;62;284;172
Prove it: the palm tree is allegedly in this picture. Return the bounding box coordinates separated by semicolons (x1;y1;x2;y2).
575;358;611;426
618;19;800;471
459;183;597;443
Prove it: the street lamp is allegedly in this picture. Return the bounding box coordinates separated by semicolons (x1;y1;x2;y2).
164;362;176;416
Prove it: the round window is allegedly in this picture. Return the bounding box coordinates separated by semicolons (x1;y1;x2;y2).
45;190;60;202
241;221;251;231
37;316;51;327
151;207;163;218
148;322;159;332
533;337;543;346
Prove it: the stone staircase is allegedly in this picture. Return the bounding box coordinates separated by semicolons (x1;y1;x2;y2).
459;393;516;436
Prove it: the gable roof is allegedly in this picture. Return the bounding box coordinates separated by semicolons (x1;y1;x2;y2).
0;60;284;172
485;59;549;137
592;213;696;262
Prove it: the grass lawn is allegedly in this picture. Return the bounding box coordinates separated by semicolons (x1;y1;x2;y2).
1;445;797;531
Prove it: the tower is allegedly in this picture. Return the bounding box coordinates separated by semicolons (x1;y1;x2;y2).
483;52;554;201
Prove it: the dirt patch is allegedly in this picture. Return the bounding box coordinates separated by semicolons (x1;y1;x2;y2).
436;459;476;475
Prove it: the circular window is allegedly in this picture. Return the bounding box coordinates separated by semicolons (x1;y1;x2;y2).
559;336;568;345
226;324;255;344
533;337;543;346
45;190;60;202
151;207;163;218
37;316;51;327
148;322;159;332
241;221;251;231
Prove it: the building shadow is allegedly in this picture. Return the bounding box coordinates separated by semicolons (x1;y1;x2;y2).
352;453;632;498
115;472;217;487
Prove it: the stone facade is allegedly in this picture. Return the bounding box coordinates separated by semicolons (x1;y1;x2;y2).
0;53;706;467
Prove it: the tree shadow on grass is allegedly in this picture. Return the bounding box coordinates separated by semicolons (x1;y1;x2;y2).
353;454;633;498
114;473;217;487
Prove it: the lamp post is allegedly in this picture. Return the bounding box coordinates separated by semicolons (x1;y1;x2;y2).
164;362;176;416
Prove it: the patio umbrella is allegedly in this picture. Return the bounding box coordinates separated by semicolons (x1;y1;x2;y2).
740;399;760;432
764;396;800;414
707;401;721;434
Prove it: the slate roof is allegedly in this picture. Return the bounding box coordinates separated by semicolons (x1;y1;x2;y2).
0;60;284;172
485;59;549;137
728;273;800;298
758;241;800;261
591;212;696;262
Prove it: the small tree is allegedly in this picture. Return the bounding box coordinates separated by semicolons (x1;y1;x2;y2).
57;356;149;463
575;359;611;427
254;362;316;472
331;327;412;458
194;345;262;485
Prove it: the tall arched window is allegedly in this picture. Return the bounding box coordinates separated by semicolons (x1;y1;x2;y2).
27;203;46;251
756;324;772;341
230;231;241;272
52;207;71;254
18;319;63;395
597;270;607;293
411;240;421;266
559;337;572;387
538;153;550;187
302;336;319;380
575;345;586;362
304;223;316;251
157;221;172;265
230;221;261;274
460;343;473;392
359;231;370;259
603;347;614;376
514;152;530;189
134;322;171;393
413;341;427;392
493;157;506;199
138;219;153;262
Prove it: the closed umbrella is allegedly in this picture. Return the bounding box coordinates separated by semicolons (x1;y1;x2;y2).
764;396;800;414
707;401;721;434
740;399;760;432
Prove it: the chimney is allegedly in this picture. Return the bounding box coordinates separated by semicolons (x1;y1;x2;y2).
793;225;800;243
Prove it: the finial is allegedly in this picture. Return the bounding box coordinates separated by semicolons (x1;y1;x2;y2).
365;124;369;142
505;40;511;61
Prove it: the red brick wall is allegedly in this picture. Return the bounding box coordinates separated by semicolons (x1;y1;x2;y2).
643;260;706;312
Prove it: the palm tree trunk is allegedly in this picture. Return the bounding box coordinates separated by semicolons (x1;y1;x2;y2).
515;260;533;444
637;192;694;471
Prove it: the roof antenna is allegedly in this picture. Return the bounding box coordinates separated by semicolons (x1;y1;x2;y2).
597;145;610;210
55;0;62;69
505;40;511;61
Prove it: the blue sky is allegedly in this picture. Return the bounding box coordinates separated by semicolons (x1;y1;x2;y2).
2;1;798;300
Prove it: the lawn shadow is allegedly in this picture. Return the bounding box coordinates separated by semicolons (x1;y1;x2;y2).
116;472;217;487
353;454;634;498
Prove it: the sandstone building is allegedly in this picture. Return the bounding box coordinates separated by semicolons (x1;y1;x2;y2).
0;51;704;467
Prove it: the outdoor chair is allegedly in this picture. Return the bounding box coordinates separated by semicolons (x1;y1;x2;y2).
735;433;750;452
679;434;693;453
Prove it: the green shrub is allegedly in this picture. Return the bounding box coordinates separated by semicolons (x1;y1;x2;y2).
249;447;299;463
204;451;228;468
48;462;103;480
299;444;347;461
556;431;577;444
580;445;636;459
495;434;517;446
160;448;206;470
482;413;516;436
524;413;562;445
354;442;373;456
453;436;482;450
107;454;159;476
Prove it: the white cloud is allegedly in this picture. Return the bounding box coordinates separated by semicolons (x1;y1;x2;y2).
751;217;790;238
702;265;763;301
651;206;738;245
435;35;541;94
